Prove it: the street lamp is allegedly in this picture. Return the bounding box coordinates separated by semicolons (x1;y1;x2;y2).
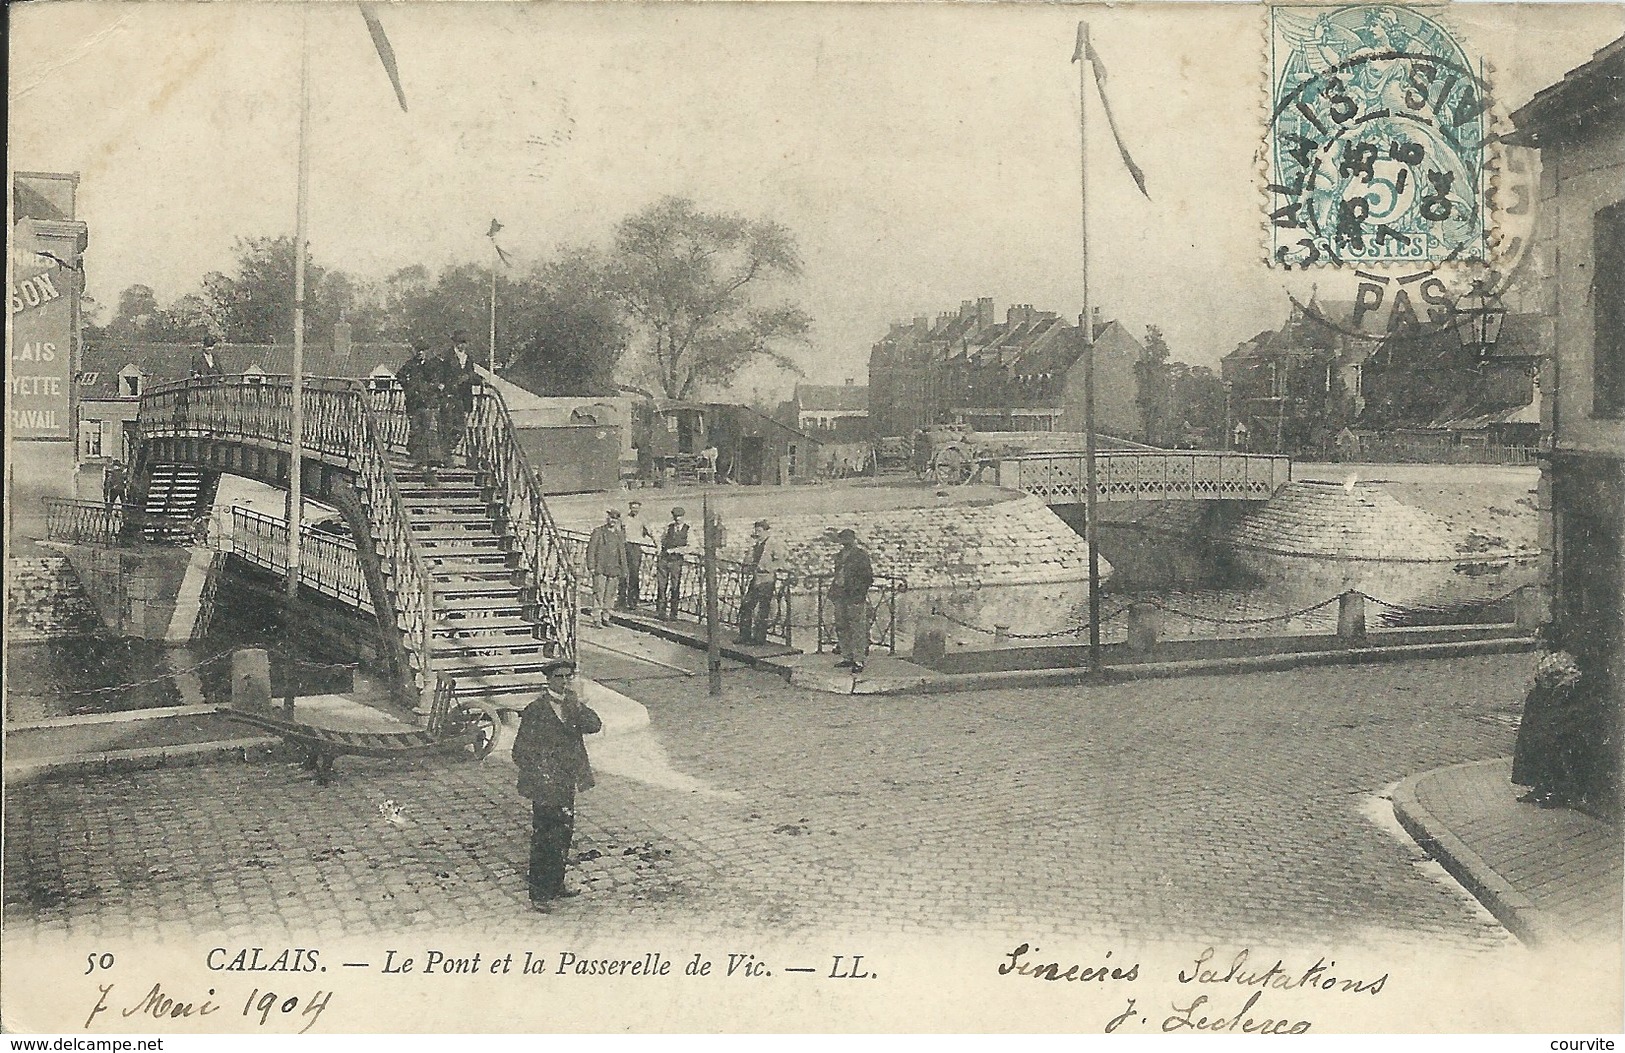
1453;279;1508;366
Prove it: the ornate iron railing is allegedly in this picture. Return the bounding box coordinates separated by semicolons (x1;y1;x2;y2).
557;529;795;647
137;374;411;461
459;386;577;659
218;506;374;613
811;571;907;657
995;450;1293;503
42;498;198;545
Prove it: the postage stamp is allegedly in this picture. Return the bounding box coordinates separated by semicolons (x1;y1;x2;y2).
1267;5;1492;269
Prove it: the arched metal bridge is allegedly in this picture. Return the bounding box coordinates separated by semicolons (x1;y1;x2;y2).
124;375;577;710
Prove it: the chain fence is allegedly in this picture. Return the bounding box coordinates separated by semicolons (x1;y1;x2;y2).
926;585;1529;640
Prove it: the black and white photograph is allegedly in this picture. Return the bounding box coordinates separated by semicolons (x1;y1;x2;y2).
5;0;1623;1036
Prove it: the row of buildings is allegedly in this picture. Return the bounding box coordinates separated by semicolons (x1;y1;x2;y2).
865;298;1145;440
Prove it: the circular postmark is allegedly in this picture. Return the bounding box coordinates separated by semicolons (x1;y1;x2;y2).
1263;6;1541;345
1267;6;1497;271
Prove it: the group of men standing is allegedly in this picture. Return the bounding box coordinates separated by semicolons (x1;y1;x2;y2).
577;506;874;669
582;501;696;626
398;330;480;483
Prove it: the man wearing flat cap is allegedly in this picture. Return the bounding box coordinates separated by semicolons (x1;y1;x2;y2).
512;658;602;910
584;508;629;627
655;506;690;620
735;519;786;645
828;527;874;672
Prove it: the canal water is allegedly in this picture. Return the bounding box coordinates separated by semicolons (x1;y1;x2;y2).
6;613;358;724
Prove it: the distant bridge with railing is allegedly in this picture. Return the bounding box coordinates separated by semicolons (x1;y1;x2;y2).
994;449;1293;505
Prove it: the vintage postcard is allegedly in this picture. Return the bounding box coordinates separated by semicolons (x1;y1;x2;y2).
6;0;1622;1037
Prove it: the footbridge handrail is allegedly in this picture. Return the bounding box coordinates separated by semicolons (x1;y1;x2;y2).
464;386;578;660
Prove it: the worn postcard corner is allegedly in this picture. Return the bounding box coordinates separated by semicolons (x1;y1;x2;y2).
6;0;1623;1038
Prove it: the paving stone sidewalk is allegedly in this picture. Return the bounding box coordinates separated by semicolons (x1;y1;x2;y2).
1393;757;1622;947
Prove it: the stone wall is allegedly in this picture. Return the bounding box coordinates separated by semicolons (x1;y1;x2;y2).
1227;481;1501;562
713;494;1110;587
5;557;102;640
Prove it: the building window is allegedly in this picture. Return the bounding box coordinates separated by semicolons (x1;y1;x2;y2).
244;368;265;386
79;418;106;459
118;367;143;397
1594;202;1624;418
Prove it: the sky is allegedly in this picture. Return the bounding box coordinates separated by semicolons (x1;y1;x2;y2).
10;1;1623;395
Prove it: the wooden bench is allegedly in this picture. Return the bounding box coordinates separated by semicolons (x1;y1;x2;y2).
221;679;499;784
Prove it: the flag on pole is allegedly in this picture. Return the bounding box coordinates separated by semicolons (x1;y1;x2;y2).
359;4;409;112
487;219;512;266
1073;23;1149;199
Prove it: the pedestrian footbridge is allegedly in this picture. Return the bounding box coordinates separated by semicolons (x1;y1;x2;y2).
70;376;579;711
995;449;1292;505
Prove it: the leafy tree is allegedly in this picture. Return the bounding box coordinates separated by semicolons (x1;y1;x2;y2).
113;284;160;331
1134;325;1176;446
1168;362;1226;447
500;251;627;396
604;196;809;399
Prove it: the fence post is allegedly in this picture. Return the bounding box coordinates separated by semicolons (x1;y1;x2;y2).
1337;591;1366;645
232;648;272;710
913;611;948;663
1513;585;1544;632
1127;603;1160;655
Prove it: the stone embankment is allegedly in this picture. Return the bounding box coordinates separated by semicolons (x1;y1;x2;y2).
711;493;1109;587
6;557;103;641
1229;481;1510;562
1105;480;1535;565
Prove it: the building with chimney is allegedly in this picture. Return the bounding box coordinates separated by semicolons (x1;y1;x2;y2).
867;297;1145;439
781;379;869;442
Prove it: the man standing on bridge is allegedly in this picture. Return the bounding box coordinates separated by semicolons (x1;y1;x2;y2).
512;658;602;910
437;330;478;467
398;339;440;483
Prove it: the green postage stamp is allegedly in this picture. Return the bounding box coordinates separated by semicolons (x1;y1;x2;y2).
1267;5;1492;268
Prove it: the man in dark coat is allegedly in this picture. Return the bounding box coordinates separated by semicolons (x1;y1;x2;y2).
102;459;127;511
511;658;603;910
189;334;224;379
437;330;478;466
828;527;874;672
397;339;440;478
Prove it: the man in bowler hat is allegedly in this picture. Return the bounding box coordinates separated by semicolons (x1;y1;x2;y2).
397;338;441;480
512;658;602;910
437;329;479;466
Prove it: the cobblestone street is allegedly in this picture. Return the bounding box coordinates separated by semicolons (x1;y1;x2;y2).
4;653;1529;954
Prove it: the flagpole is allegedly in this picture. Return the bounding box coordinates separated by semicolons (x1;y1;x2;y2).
284;6;311;710
489;252;498;372
1075;21;1103;671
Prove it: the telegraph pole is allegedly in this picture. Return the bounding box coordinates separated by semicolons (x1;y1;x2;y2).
703;495;722;695
1075;22;1103;671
